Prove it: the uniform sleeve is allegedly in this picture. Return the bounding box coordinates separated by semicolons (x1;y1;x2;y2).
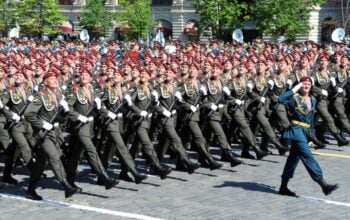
1;90;15;120
65;90;80;122
23;96;45;130
278;90;294;106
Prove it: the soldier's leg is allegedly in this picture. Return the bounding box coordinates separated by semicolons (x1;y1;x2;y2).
317;101;348;146
333;99;350;133
208;120;242;167
0;122;11;151
11;131;32;164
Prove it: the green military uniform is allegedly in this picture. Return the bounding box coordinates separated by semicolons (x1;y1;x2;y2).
65;83;117;189
180;78;223;169
154;81;200;174
311;68;348;146
202;78;242;166
24;88;77;200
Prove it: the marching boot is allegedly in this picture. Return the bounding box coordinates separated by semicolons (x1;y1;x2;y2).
26;180;43;200
150;163;172;180
278;178;296;197
315;125;330;144
252;146;268;160
130;168;148;184
222;149;242;167
278;139;291;155
26;158;35;171
260;136;272;154
207;156;223;170
67;173;82;193
182;157;200;174
99;171;118;189
241;145;255;159
119;164;133;182
333;133;349;147
309;137;326;149
317;179;339;196
61;179;78;198
175;158;188;171
198;155;210;168
272;139;289;152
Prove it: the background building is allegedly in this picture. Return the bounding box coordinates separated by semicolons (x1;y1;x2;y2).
57;0;347;43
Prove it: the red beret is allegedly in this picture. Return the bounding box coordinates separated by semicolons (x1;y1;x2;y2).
23;64;34;71
43;71;57;81
300;76;312;83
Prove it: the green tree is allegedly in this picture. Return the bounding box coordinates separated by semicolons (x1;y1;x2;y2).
15;0;65;36
79;0;113;38
193;0;248;40
117;0;151;40
0;0;17;37
249;0;325;40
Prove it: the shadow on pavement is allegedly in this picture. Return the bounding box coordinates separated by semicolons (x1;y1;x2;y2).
213;181;278;194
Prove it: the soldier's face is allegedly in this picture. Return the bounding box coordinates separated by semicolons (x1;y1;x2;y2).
14;73;25;84
80;72;91;85
300;81;312;95
45;77;58;89
0;68;5;78
319;58;328;68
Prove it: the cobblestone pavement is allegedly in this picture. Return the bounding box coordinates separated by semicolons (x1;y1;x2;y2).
0;138;350;220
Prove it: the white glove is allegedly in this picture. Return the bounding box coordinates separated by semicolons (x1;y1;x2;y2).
321;89;328;97
42;121;53;131
94;97;101;110
222;86;231;96
140;111;148;117
88;116;94;122
247;82;254;93
190;105;197;112
267;79;274;90
292;82;303;93
12;113;21;123
34;85;39;92
175;91;183;101
107;111;117;120
77;115;88;123
124;94;132;106
200;85;207;96
28;95;34;102
286;79;293;89
330;77;336;87
210;103;218;111
218;104;224;108
260;97;266;103
59;99;69;112
337;87;344;94
235;99;244;106
162;109;171;118
62;84;67;91
0;99;3;109
151;90;159;102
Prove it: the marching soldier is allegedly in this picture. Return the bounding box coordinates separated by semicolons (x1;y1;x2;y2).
65;67;118;191
311;54;348;146
129;68;172;178
202;63;242;167
24;71;77;200
180;64;223;170
99;67;148;184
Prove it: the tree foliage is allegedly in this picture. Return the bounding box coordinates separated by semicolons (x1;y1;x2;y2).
79;0;113;37
249;0;325;40
0;0;17;37
116;0;152;40
193;0;248;39
15;0;65;36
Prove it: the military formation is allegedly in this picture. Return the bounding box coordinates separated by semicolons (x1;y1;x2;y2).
0;37;348;200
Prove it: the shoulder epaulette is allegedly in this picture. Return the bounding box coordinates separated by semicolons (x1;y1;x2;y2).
7;86;15;90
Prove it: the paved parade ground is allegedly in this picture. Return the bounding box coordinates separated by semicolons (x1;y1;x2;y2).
1;137;350;220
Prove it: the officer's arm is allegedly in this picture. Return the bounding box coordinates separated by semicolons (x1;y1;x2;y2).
129;90;143;115
278;90;294;106
23;96;45;130
65;90;80;122
1;90;15;120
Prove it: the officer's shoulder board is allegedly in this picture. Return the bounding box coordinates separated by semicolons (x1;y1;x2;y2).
7;86;15;91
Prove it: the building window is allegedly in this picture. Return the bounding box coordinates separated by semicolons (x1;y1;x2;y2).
58;0;74;5
152;0;172;6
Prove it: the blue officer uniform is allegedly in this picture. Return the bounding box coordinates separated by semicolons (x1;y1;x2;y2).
278;90;323;182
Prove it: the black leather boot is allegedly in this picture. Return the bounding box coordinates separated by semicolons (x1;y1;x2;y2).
0;181;6;190
26;158;35;171
67;173;82;193
207;156;223;170
99;171;118;189
241;146;256;159
26;181;43;200
252;146;268;160
317;179;339;196
150;163;172;180
119;165;133;182
182;157;201;174
272;139;289;151
130;168;147;184
198;155;210;168
278;178;296;197
175;158;188;171
61;179;78;198
222;149;242;167
333;133;349;147
2;174;18;185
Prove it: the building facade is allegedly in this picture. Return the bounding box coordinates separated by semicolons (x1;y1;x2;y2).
58;0;346;43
